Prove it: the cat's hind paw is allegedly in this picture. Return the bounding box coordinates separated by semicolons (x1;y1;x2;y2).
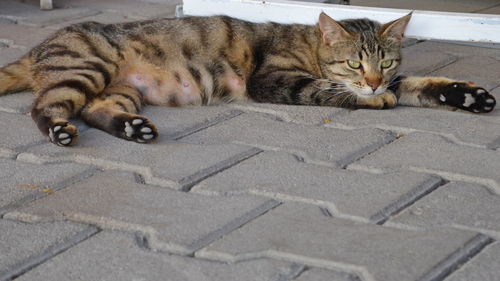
439;83;496;113
48;121;78;146
115;115;158;143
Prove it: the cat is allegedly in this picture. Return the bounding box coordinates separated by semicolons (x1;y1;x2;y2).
0;13;496;146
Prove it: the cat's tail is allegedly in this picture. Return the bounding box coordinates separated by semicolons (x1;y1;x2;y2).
0;56;32;96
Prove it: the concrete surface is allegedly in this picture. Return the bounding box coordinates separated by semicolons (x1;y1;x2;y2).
0;0;499;281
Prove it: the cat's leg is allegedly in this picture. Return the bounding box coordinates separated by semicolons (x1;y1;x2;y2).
31;80;100;146
353;91;398;109
248;71;398;109
389;76;496;113
81;84;158;143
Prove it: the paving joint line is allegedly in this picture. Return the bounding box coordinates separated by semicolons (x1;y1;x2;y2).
370;176;447;224
0;226;100;281
0;167;101;217
189;199;282;254
416;234;494;281
328;123;498;150
16;152;180;189
179;147;263;192
337;130;397;169
171;109;244;140
280;264;308;281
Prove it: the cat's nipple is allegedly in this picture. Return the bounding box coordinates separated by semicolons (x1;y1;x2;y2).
183;82;190;88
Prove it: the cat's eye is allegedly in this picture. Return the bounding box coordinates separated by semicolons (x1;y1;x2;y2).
347;60;361;69
381;60;393;69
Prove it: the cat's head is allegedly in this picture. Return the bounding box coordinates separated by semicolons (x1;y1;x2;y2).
317;12;411;97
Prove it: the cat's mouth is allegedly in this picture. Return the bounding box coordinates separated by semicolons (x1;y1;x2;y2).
346;83;387;97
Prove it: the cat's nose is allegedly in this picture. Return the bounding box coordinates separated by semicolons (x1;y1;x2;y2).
365;76;382;92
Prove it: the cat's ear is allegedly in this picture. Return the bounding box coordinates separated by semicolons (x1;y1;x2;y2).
379;12;412;41
318;12;352;45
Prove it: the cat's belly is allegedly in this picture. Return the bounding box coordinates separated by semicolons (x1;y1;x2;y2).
120;60;248;106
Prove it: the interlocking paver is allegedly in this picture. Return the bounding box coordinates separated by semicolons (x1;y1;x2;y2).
17;231;347;281
45;11;142;30
392;182;500;237
400;48;458;75
198;203;478;281
0;112;47;155
445;241;500;281
20;127;256;188
0;0;100;28
428;56;500;91
193;151;441;222
354;132;500;193
229;102;346;125
58;0;181;20
403;41;500;60
5;171;279;255
0;158;90;211
328;106;500;148
0;219;86;274
142;105;241;139
0;23;55;48
0;91;33;114
1;0;500;279
0;46;25;66
181;113;395;168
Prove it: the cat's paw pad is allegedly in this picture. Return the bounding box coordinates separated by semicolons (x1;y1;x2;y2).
440;83;496;113
48;122;78;146
122;117;158;143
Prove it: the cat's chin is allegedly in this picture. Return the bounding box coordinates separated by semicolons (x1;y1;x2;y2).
355;87;387;98
355;92;383;98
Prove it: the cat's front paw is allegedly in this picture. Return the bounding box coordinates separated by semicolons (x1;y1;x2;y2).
356;91;397;109
438;82;496;113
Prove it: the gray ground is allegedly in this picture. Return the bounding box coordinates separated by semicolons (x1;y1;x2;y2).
1;0;500;280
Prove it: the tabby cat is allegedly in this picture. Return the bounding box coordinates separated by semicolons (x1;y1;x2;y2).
0;13;496;146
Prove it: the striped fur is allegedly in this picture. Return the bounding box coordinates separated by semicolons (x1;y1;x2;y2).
0;13;495;146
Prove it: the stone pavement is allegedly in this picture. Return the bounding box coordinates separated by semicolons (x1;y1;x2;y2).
1;0;500;280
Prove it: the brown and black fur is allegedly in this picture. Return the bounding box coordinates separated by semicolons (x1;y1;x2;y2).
0;13;496;146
